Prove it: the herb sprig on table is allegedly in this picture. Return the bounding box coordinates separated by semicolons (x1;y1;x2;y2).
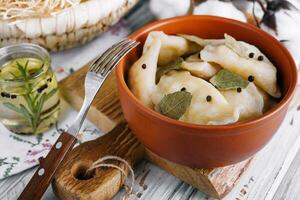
3;60;57;134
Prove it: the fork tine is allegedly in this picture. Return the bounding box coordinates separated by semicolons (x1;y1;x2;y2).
89;39;131;72
94;39;134;74
96;40;136;74
89;39;130;72
101;41;139;77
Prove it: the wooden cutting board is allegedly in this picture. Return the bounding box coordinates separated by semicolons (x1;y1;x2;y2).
53;63;252;199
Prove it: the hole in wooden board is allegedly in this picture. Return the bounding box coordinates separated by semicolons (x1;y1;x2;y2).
71;160;95;180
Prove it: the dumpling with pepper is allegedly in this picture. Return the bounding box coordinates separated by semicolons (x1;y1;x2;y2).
220;83;265;121
209;69;276;121
128;38;161;108
200;34;281;98
152;71;238;125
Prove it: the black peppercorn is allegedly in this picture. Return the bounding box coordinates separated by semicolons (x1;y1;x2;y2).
11;95;17;99
206;95;212;102
142;64;147;69
248;52;255;58
47;78;52;82
1;92;10;98
248;75;255;82
258;55;264;61
69;68;75;74
37;84;48;93
237;87;242;93
181;87;186;91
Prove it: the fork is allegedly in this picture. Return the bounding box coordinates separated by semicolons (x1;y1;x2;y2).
18;39;139;200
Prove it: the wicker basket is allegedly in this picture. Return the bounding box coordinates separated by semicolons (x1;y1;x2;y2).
0;0;138;52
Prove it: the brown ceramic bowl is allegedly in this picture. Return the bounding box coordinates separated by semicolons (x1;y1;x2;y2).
116;16;298;168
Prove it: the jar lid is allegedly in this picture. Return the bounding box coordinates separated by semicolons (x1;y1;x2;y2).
0;43;51;83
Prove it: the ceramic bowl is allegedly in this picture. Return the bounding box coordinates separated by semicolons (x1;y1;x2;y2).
116;16;298;168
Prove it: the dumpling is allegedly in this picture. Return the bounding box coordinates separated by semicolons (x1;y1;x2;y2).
128;38;161;108
257;87;277;112
181;61;221;80
151;71;238;125
200;34;281;98
179;34;225;47
224;34;273;65
143;31;201;65
185;53;201;62
221;83;264;121
182;53;221;79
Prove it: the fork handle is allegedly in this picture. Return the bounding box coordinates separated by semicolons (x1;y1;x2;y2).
18;132;77;200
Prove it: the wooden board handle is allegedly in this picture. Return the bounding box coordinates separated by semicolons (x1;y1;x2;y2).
52;123;144;200
18;132;77;200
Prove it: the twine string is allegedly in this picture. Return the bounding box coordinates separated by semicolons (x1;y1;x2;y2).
87;155;136;200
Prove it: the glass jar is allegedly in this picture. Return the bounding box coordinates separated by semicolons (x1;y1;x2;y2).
0;43;60;135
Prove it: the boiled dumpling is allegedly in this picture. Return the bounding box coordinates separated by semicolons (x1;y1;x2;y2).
185;53;201;62
257;87;277;112
143;31;201;65
179;34;225;47
224;34;273;65
182;53;221;79
181;61;221;80
152;71;238;125
200;34;281;98
221;83;264;121
128;38;161;108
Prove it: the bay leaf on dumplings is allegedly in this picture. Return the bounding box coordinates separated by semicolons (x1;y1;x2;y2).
158;91;192;120
156;57;183;83
209;69;249;90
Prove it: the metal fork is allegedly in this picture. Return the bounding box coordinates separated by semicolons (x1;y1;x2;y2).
18;39;139;200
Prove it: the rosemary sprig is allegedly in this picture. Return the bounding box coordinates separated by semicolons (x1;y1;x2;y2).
3;60;57;134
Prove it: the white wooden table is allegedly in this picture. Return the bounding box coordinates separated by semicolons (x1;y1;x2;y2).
1;1;300;199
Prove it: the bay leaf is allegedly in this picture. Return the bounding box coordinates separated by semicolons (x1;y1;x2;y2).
156;57;183;83
158;91;192;120
209;69;249;90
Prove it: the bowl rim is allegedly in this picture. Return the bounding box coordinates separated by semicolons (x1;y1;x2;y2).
116;15;298;131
